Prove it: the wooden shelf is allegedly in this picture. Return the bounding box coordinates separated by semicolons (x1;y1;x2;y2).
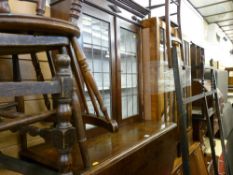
20;121;177;175
192;107;215;119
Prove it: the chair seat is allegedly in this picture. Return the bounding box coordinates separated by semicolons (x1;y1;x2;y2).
0;14;80;36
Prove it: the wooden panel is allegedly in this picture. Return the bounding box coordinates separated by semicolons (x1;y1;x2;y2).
0;56;51;81
0;169;22;175
88;128;176;175
229;77;233;86
19;60;36;80
189;143;208;175
172;143;208;175
142;28;151;120
24;99;52;114
9;0;51;17
0;81;60;97
141;17;165;121
39;62;52;80
0;59;13;81
0;131;44;157
16;52;49;62
21;121;177;175
0;131;18;150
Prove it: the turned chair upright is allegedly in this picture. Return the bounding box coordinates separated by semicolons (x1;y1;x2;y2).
0;0;87;174
0;0;119;173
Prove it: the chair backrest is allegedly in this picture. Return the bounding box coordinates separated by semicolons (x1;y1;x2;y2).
0;0;82;22
0;0;46;15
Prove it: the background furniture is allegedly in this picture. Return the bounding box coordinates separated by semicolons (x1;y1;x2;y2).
171;143;208;175
48;1;178;174
51;0;147;127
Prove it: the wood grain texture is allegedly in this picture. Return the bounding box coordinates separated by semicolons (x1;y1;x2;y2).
172;143;208;175
0;14;80;36
0;81;60;97
0;3;61;174
141;17;165;121
21;121;177;175
9;0;50;16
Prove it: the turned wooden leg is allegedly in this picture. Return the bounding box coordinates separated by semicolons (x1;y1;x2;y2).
66;45;89;114
71;38;118;132
12;54;24;112
12;54;27;151
31;53;51;110
72;91;90;169
71;38;110;121
52;54;76;175
63;47;90;169
46;51;56;77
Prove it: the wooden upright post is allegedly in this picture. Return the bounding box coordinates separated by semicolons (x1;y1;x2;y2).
52;54;76;175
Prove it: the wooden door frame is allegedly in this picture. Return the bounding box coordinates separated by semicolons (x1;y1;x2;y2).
115;17;142;125
78;4;117;121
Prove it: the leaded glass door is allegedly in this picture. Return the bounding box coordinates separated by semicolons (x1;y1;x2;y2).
78;4;116;120
116;19;141;122
78;5;142;124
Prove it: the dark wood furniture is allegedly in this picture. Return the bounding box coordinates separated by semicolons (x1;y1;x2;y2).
21;121;177;175
47;1;177;175
51;0;148;127
190;43;228;174
0;0;127;173
0;14;75;175
141;17;177;122
190;44;215;144
142;2;193;174
0;0;93;174
192;81;216;144
171;143;208;175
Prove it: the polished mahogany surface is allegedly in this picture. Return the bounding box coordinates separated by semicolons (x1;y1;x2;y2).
21;121;177;174
0;14;80;36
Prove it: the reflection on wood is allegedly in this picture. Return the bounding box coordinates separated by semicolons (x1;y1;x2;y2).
142;17;180;123
21;121;177;175
172;143;208;175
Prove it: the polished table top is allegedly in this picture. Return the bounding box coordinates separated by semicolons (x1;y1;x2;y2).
22;120;177;174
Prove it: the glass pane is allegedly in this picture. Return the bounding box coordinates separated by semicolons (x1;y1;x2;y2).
121;96;128;118
120;28;139;119
82;15;112;117
132;95;138;115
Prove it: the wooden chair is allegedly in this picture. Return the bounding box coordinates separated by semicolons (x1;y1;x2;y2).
0;53;74;175
0;0;118;173
0;0;81;174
